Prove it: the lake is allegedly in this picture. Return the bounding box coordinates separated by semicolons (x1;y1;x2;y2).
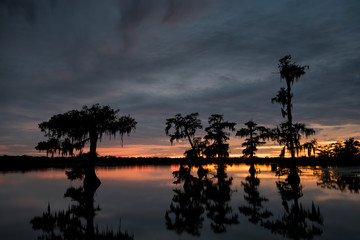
0;163;359;239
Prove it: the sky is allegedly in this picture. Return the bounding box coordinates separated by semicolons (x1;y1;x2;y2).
1;0;360;158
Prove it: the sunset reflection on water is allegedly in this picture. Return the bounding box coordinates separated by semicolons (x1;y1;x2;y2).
0;164;360;240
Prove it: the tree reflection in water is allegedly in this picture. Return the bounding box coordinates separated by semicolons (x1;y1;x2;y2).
205;164;239;233
239;164;272;225
165;164;206;236
314;168;360;193
30;165;133;240
165;163;238;236
262;166;323;239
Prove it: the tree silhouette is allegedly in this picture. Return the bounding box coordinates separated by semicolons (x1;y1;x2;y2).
37;104;136;187
340;138;360;160
274;123;315;158
37;104;137;161
35;137;85;157
316;138;360;160
317;144;336;158
60;138;85;156
35;138;61;158
236;121;270;158
271;55;315;158
165;113;202;158
183;137;207;158
203;115;236;158
301;139;317;158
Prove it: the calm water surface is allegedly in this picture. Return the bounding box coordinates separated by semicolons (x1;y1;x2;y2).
0;164;359;240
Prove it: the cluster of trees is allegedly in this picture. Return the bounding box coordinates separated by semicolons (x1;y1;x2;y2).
317;138;360;159
165;113;317;159
166;55;316;159
165;113;236;158
35;55;358;160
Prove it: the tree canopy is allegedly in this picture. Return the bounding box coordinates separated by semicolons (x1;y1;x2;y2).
37;104;137;158
317;138;360;160
236;121;270;158
204;114;236;158
165;113;202;157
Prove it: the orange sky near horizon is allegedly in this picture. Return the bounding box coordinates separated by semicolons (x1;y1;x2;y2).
25;139;345;159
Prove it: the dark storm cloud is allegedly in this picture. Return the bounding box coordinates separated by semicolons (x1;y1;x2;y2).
0;0;39;22
1;0;359;155
115;0;211;51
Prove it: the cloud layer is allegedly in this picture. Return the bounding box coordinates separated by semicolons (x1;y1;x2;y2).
1;0;360;156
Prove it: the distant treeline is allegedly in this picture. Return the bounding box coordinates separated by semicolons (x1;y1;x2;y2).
1;154;359;172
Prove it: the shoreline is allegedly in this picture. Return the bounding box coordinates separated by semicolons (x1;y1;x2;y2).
1;155;359;172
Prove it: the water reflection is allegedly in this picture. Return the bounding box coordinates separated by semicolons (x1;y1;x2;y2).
262;166;323;239
239;164;272;225
30;164;133;240
165;164;206;236
205;164;239;233
165;163;238;236
314;168;360;193
167;164;327;238
0;163;355;239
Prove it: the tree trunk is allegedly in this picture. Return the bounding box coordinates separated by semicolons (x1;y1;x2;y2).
250;127;254;158
187;134;195;152
89;130;98;159
185;129;198;158
286;80;295;159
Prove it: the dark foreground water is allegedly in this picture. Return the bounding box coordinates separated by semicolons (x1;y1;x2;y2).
0;164;359;240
